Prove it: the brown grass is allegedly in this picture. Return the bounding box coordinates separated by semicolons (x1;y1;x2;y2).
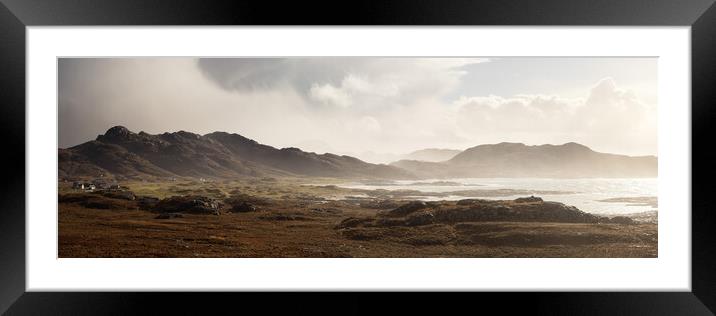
59;202;656;258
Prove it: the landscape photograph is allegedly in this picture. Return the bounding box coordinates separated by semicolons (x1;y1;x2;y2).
58;57;658;258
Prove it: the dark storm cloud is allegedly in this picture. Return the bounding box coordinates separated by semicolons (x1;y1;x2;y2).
196;58;360;93
58;59;120;149
57;57;657;158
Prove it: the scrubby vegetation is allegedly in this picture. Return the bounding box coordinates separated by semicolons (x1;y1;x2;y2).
59;178;656;258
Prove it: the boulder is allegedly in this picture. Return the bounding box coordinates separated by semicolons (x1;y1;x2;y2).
433;201;603;224
225;193;270;207
456;198;491;206
609;216;635;225
385;201;429;217
97;189;136;201
338;199;614;229
514;196;543;203
154;195;221;215
404;210;436;226
231;201;257;213
137;196;160;209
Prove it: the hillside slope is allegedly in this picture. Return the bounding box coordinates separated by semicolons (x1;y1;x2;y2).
391;142;657;178
59;126;414;180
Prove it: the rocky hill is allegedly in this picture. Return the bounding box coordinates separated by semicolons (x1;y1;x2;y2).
60;127;656;180
59;126;414;180
391;142;657;178
402;148;461;162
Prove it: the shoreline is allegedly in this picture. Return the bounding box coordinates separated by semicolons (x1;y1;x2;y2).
57;177;658;258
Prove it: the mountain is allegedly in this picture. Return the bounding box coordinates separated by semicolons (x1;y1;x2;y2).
59;126;414;180
336;149;460;164
60;128;657;180
391;142;657;178
402;148;462;162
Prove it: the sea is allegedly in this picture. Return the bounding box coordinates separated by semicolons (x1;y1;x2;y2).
332;178;657;216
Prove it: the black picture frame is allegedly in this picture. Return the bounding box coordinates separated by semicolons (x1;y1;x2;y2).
1;0;715;314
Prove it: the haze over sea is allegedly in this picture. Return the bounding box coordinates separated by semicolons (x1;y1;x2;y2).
336;178;657;215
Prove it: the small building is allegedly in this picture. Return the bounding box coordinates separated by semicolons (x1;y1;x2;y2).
73;182;96;191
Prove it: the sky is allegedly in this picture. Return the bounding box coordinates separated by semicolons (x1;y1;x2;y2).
58;57;657;163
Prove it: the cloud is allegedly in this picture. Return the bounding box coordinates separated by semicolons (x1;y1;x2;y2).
59;58;656;162
198;57;488;110
309;82;353;108
59;58;318;149
192;57;493;157
454;78;656;155
455;95;580;134
197;58;351;92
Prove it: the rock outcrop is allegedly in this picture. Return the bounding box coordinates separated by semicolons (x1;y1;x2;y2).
337;197;637;229
153;195;222;215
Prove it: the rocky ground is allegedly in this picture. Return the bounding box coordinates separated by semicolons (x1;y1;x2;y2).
58;180;657;258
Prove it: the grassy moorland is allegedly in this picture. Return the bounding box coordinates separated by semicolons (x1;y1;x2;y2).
58;178;657;258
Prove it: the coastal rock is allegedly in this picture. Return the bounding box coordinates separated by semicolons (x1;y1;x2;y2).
338;197;612;229
456;199;491;206
514;196;543;203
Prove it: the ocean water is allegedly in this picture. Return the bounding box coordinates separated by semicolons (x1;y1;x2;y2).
335;178;658;215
